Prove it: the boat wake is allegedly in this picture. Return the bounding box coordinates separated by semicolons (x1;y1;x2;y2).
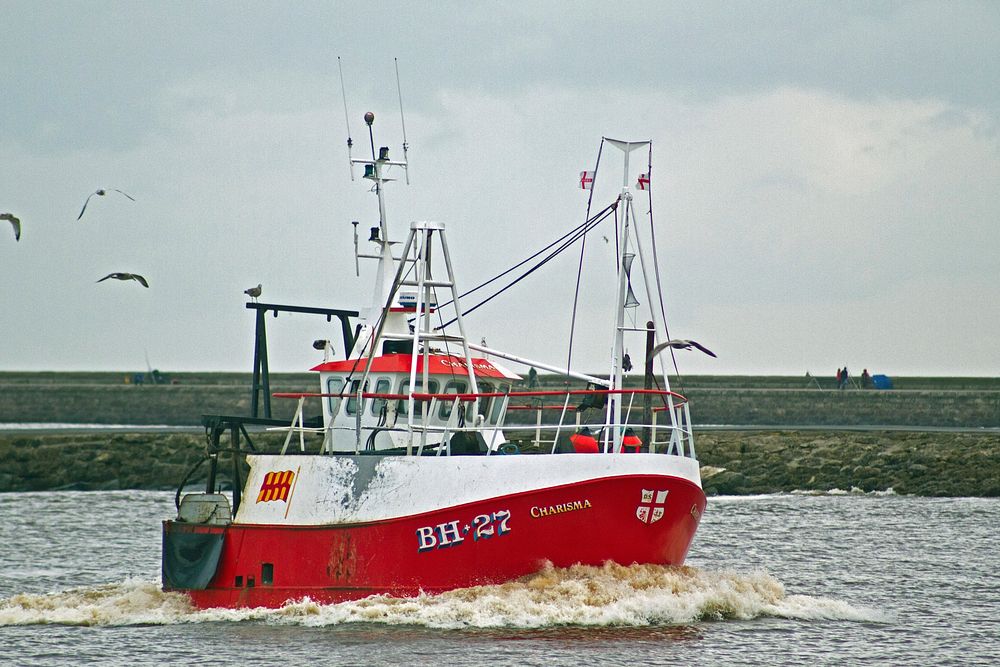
0;563;884;628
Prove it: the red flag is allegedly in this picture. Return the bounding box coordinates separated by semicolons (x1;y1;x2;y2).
579;171;594;190
637;172;650;190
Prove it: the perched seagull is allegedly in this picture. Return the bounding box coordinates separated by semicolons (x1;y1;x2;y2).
1;213;20;241
77;189;136;220
244;283;262;302
647;339;717;360
97;272;149;288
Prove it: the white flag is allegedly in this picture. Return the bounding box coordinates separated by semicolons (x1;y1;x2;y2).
579;171;594;190
637;172;650;190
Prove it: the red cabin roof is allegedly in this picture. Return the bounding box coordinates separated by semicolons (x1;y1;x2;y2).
311;353;520;380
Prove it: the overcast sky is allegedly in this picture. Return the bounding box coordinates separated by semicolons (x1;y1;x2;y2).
2;1;998;377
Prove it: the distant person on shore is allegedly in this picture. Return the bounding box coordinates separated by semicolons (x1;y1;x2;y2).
528;367;538;389
862;368;871;389
840;366;850;390
836;368;843;389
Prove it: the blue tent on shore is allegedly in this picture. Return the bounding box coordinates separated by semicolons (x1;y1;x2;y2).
872;374;893;389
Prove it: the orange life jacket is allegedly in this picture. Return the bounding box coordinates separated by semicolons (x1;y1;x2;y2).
621;434;642;453
570;432;599;453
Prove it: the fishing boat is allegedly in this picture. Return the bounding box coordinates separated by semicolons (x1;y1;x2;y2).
162;108;710;609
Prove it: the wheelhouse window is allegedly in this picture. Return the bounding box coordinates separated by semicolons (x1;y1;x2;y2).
345;380;362;415
438;380;468;419
490;384;510;424
326;377;346;416
477;382;494;421
397;378;439;417
370;377;392;416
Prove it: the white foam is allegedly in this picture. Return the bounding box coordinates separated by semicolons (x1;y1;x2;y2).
0;579;193;626
0;564;886;629
791;487;897;497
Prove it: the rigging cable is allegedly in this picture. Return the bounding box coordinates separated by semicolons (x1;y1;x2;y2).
434;198;619;312
435;202;617;330
565;138;605;377
644;143;684;395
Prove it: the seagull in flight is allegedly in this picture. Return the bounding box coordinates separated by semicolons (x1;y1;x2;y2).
78;189;136;220
97;272;149;288
647;339;717;360
1;213;20;241
244;283;262;302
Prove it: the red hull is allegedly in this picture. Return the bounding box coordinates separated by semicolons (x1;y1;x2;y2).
164;474;706;609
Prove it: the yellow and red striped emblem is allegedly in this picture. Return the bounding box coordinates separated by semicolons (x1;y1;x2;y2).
256;470;295;503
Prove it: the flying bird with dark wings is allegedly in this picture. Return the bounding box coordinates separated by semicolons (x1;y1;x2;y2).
97;272;149;288
1;213;20;241
647;339;717;360
78;189;136;220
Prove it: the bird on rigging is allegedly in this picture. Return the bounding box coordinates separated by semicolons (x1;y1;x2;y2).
78;189;136;220
244;283;262;302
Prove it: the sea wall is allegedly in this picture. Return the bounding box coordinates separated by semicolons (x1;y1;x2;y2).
2;372;998;428
0;377;317;426
1;430;996;497
1;372;996;496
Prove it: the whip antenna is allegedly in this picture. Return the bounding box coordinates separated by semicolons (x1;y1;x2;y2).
395;57;410;184
338;56;355;180
351;220;360;277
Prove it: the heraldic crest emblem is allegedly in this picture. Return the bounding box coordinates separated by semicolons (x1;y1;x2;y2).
636;488;668;524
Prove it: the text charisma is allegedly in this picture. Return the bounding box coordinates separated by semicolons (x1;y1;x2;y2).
529;499;592;518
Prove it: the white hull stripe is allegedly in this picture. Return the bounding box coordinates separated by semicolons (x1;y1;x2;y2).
235;454;702;525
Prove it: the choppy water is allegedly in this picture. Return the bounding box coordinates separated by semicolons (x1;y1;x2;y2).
1;490;996;666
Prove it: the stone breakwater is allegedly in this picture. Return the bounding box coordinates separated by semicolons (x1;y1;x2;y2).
0;430;996;496
2;373;998;428
695;430;1000;497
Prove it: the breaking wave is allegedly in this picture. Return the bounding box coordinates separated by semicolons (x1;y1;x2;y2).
791;487;898;496
0;563;884;629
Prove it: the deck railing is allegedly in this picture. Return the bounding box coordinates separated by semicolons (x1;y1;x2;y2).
272;388;696;458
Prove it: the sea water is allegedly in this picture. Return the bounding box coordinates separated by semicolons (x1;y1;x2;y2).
0;490;996;666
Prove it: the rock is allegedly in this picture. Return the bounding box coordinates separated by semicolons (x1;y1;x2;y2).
704;471;747;495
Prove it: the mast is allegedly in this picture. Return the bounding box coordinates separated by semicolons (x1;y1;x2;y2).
343;109;410;452
604;138;650;454
344;110;480;455
344;111;411;350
